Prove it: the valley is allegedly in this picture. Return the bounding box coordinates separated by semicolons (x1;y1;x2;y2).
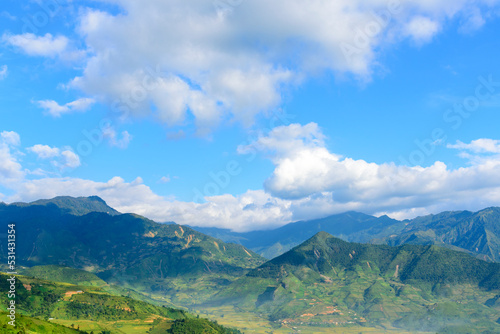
0;196;499;333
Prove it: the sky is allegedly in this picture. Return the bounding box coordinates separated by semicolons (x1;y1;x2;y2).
1;0;500;231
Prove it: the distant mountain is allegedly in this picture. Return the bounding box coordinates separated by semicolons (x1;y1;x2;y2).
213;232;500;333
381;207;500;262
0;197;265;307
192;211;401;259
192;208;500;262
5;196;120;216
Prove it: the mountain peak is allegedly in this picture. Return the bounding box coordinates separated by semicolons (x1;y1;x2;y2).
312;231;332;239
24;195;120;216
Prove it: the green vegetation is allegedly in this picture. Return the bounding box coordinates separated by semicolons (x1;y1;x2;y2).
1;197;499;333
382;207;500;262
0;272;241;334
0;199;265;305
0;311;85;334
211;232;500;333
23;266;107;287
162;318;241;333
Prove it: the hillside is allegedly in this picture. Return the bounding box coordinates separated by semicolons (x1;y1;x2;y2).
3;196;499;333
212;232;500;333
0;197;266;306
23;265;108;287
0;270;241;334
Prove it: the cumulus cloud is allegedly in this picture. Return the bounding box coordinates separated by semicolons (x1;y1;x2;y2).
36;97;95;117
404;16;441;43
239;123;500;219
102;126;132;149
0;65;7;80
447;138;500;164
28;144;61;159
64;0;500;133
61;150;81;168
6;128;500;232
27;144;81;170
6;167;500;232
3;33;69;57
0;131;24;187
448;138;500;154
6;176;292;231
158;176;171;183
1;131;20;146
458;7;487;33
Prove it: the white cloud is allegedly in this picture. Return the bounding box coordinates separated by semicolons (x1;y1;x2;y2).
61;150;81;168
448;138;500;154
6;176;292;231
0;11;17;21
36;97;95;117
6;166;500;232
28;144;61;159
404;16;441;43
102;126;132;149
3;33;69;57
239;123;500;219
6;128;500;232
0;65;7;80
0;131;24;187
1;131;20;146
27;144;81;171
65;0;500;133
159;176;171;183
459;7;486;33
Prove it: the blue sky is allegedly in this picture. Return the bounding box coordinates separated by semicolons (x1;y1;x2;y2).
1;0;500;231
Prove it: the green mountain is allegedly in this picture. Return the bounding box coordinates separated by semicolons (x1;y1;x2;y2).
5;196;120;216
192;207;500;262
193;212;400;259
381;207;500;262
212;232;500;333
3;196;499;332
0;197;265;306
0;270;241;334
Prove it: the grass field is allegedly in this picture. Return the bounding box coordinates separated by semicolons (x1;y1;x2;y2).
50;315;172;334
195;306;436;334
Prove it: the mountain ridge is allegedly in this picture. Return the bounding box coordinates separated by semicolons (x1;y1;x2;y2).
3;195;120;216
0;198;266;307
192;207;500;261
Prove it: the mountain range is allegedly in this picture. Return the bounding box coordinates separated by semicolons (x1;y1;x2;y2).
212;232;500;333
192;207;500;262
1;196;499;333
0;196;265;307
